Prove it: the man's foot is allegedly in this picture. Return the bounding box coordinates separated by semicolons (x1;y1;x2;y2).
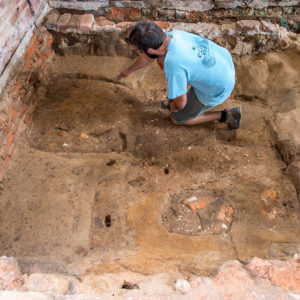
226;107;242;129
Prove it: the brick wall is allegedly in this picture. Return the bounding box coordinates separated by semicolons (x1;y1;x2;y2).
47;0;300;32
0;0;49;94
0;1;53;181
0;27;54;181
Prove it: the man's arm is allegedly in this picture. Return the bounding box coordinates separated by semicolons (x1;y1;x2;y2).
119;53;155;77
169;94;187;112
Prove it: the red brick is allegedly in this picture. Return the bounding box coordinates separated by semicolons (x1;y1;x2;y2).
0;113;8;124
16;122;27;135
45;48;52;59
25;34;38;60
3;134;15;157
11;110;17;121
188;11;199;22
15;98;23;113
154;21;170;29
5;121;12;135
80;14;94;31
217;205;234;224
44;30;52;38
107;8;141;22
24;61;32;70
96;19;115;26
57;13;72;31
4;155;10;169
24;112;32;125
8;103;14;116
11;82;22;99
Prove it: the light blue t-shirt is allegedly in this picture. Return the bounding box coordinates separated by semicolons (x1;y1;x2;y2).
164;30;235;106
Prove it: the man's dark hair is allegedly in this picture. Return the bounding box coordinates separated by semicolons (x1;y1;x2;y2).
129;20;166;58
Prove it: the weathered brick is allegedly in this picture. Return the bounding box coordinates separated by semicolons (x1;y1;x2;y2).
16;122;28;136
24;112;32;125
25;34;38;60
96;18;115;26
49;0;108;10
46;13;59;30
11;110;17;121
3;133;15;157
11;82;23;99
4;155;11;169
68;14;82;31
57;13;72;31
5;121;12;135
154;21;170;29
116;22;135;30
0;114;8;127
188;11;199;22
80;14;95;32
107;8;141;22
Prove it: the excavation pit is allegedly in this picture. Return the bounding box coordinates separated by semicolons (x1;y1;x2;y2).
0;33;299;282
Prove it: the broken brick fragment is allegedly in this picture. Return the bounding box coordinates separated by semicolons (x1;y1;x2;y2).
261;189;277;203
184;196;211;212
217;205;234;225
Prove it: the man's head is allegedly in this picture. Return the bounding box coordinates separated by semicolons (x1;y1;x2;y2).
129;20;166;58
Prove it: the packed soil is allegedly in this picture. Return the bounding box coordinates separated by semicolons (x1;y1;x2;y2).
0;51;299;279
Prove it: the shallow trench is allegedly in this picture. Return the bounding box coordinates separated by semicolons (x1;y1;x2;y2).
0;42;299;281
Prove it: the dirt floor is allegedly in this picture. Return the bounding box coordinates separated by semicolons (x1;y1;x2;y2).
0;50;299;282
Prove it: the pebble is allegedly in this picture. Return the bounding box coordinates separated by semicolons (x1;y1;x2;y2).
175;279;192;294
80;133;89;139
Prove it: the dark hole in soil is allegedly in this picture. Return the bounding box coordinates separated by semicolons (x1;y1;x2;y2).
164;167;169;175
105;215;111;227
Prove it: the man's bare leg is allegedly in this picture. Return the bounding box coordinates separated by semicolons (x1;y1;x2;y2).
172;111;221;125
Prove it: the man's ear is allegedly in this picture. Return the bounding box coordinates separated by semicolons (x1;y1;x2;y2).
147;48;156;54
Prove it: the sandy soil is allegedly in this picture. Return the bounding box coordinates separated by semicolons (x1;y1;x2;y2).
0;51;299;282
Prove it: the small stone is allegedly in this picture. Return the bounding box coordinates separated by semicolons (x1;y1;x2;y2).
175;279;191;294
80;133;89;139
121;281;139;290
0;257;25;291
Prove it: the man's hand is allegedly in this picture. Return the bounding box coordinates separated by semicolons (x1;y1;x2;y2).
169;94;187;112
119;68;131;78
118;53;155;78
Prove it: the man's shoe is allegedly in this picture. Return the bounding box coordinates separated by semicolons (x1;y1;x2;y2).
226;107;242;129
